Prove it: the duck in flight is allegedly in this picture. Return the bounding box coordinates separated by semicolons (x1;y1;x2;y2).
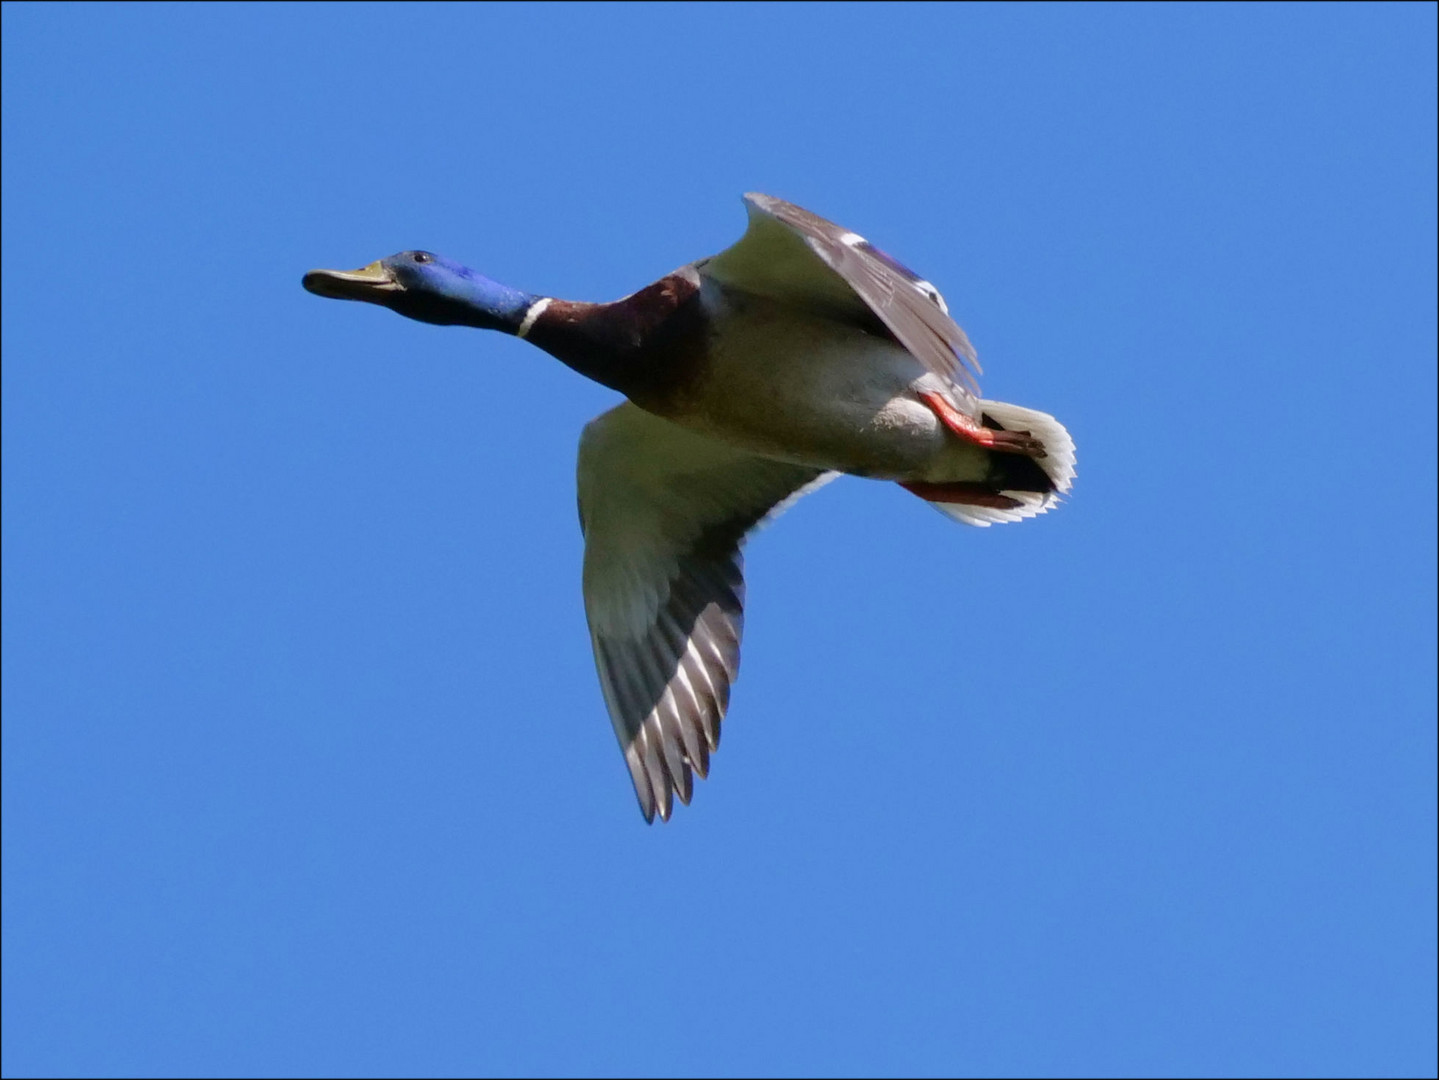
303;194;1075;822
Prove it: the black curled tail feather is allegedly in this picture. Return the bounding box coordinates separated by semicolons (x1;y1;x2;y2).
981;412;1056;494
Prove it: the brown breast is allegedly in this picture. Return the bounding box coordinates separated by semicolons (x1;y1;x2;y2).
524;269;713;414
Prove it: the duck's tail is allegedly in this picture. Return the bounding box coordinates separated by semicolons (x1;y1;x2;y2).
901;400;1076;527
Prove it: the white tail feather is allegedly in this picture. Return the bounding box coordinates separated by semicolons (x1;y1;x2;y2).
977;399;1076;495
927;400;1076;528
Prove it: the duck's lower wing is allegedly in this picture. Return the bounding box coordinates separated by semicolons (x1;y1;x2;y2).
700;193;983;407
578;403;834;822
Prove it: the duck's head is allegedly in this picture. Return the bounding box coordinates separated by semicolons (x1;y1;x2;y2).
302;251;537;332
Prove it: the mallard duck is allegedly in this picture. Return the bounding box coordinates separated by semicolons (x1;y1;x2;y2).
303;194;1075;822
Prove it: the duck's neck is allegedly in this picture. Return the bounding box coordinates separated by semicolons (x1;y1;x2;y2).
432;273;537;333
517;271;705;398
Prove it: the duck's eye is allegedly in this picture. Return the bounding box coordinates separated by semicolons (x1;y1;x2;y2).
413;252;432;264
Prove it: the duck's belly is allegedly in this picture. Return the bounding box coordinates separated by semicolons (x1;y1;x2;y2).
661;299;969;480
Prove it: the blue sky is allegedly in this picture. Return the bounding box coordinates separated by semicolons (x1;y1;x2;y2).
3;3;1434;1076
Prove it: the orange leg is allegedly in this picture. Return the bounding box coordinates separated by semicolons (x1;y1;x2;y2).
899;481;1024;509
918;391;995;446
917;391;1046;458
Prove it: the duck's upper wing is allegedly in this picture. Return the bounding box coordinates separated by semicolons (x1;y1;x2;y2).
699;192;982;410
578;403;834;822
